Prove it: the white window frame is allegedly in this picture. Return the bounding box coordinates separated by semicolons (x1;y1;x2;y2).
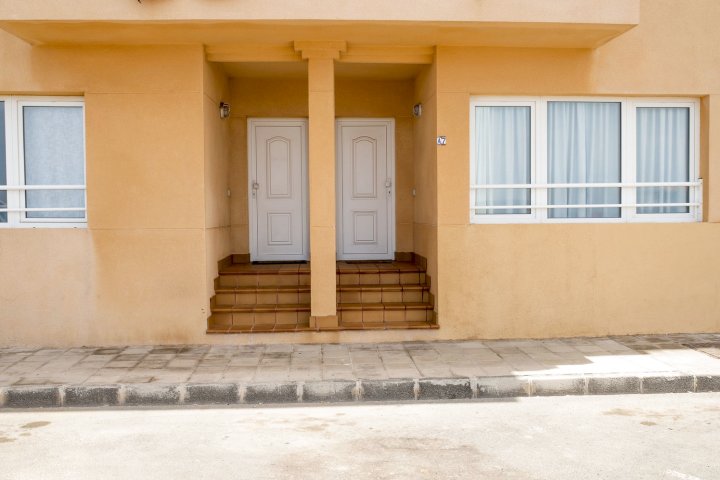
469;96;702;224
0;96;87;228
469;98;538;223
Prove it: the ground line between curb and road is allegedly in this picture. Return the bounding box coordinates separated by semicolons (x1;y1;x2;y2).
0;373;718;409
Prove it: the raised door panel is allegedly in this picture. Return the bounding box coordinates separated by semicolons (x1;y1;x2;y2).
352;137;377;199
266;137;292;198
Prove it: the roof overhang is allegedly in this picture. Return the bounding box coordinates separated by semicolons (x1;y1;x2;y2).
0;0;639;49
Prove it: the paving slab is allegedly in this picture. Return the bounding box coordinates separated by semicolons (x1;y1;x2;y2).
1;333;719;408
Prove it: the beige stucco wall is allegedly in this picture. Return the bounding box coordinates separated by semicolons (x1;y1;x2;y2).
412;63;439;302
1;0;719;346
432;0;720;338
203;61;232;303
227;75;416;256
0;32;211;346
438;224;720;338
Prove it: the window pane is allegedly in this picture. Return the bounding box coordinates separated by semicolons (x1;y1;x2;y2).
0;101;6;223
474;106;531;215
636;107;690;214
23;105;85;219
548;102;621;219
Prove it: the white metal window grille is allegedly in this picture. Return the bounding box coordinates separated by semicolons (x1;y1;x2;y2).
0;97;86;228
470;97;701;224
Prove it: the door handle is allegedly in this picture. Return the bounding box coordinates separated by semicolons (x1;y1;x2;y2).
385;179;392;196
252;181;260;198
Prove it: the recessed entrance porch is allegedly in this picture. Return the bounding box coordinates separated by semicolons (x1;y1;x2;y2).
204;41;438;332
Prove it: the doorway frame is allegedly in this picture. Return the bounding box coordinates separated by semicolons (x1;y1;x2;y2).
335;118;396;261
248;118;309;262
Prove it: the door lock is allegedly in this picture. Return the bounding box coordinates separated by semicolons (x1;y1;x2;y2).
252;181;260;198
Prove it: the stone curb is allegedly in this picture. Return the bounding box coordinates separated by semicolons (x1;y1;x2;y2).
0;373;717;409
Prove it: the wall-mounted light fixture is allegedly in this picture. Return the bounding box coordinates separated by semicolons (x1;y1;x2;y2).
219;102;231;119
412;103;423;118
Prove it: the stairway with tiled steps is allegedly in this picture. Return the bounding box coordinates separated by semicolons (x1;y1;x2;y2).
207;257;437;333
208;261;312;333
335;261;436;329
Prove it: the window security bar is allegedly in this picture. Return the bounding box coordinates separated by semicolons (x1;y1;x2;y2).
0;185;86;191
0;207;86;213
471;203;700;210
471;180;703;213
0;185;87;214
470;181;702;189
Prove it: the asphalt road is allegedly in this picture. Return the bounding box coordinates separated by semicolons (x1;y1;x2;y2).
1;393;719;480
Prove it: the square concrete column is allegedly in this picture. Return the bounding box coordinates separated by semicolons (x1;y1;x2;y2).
295;41;346;328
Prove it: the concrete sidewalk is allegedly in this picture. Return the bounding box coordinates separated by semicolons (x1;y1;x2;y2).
1;333;719;408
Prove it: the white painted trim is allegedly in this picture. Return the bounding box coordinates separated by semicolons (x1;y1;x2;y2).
626;99;701;222
335;118;396;261
469;96;701;225
469;99;537;223
0;96;87;229
247;118;309;262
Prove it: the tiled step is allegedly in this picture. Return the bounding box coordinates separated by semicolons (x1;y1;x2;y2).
338;321;439;331
216;263;310;288
337;271;427;286
336;261;423;272
337;302;435;324
207;323;314;334
209;302;437;333
216;271;310;288
337;284;430;304
214;285;311;305
209;304;311;333
336;262;427;287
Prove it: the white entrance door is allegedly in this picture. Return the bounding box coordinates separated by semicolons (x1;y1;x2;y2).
248;119;308;261
336;119;395;260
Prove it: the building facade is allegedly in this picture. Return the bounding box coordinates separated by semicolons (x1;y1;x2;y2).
0;0;718;346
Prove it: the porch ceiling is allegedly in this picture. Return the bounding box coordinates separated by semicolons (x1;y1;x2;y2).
223;62;308;80
222;62;424;81
335;63;426;81
0;19;637;49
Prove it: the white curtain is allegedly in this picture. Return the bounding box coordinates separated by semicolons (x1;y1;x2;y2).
636;107;689;214
474;106;531;215
0;101;6;223
548;102;621;218
23;106;85;219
